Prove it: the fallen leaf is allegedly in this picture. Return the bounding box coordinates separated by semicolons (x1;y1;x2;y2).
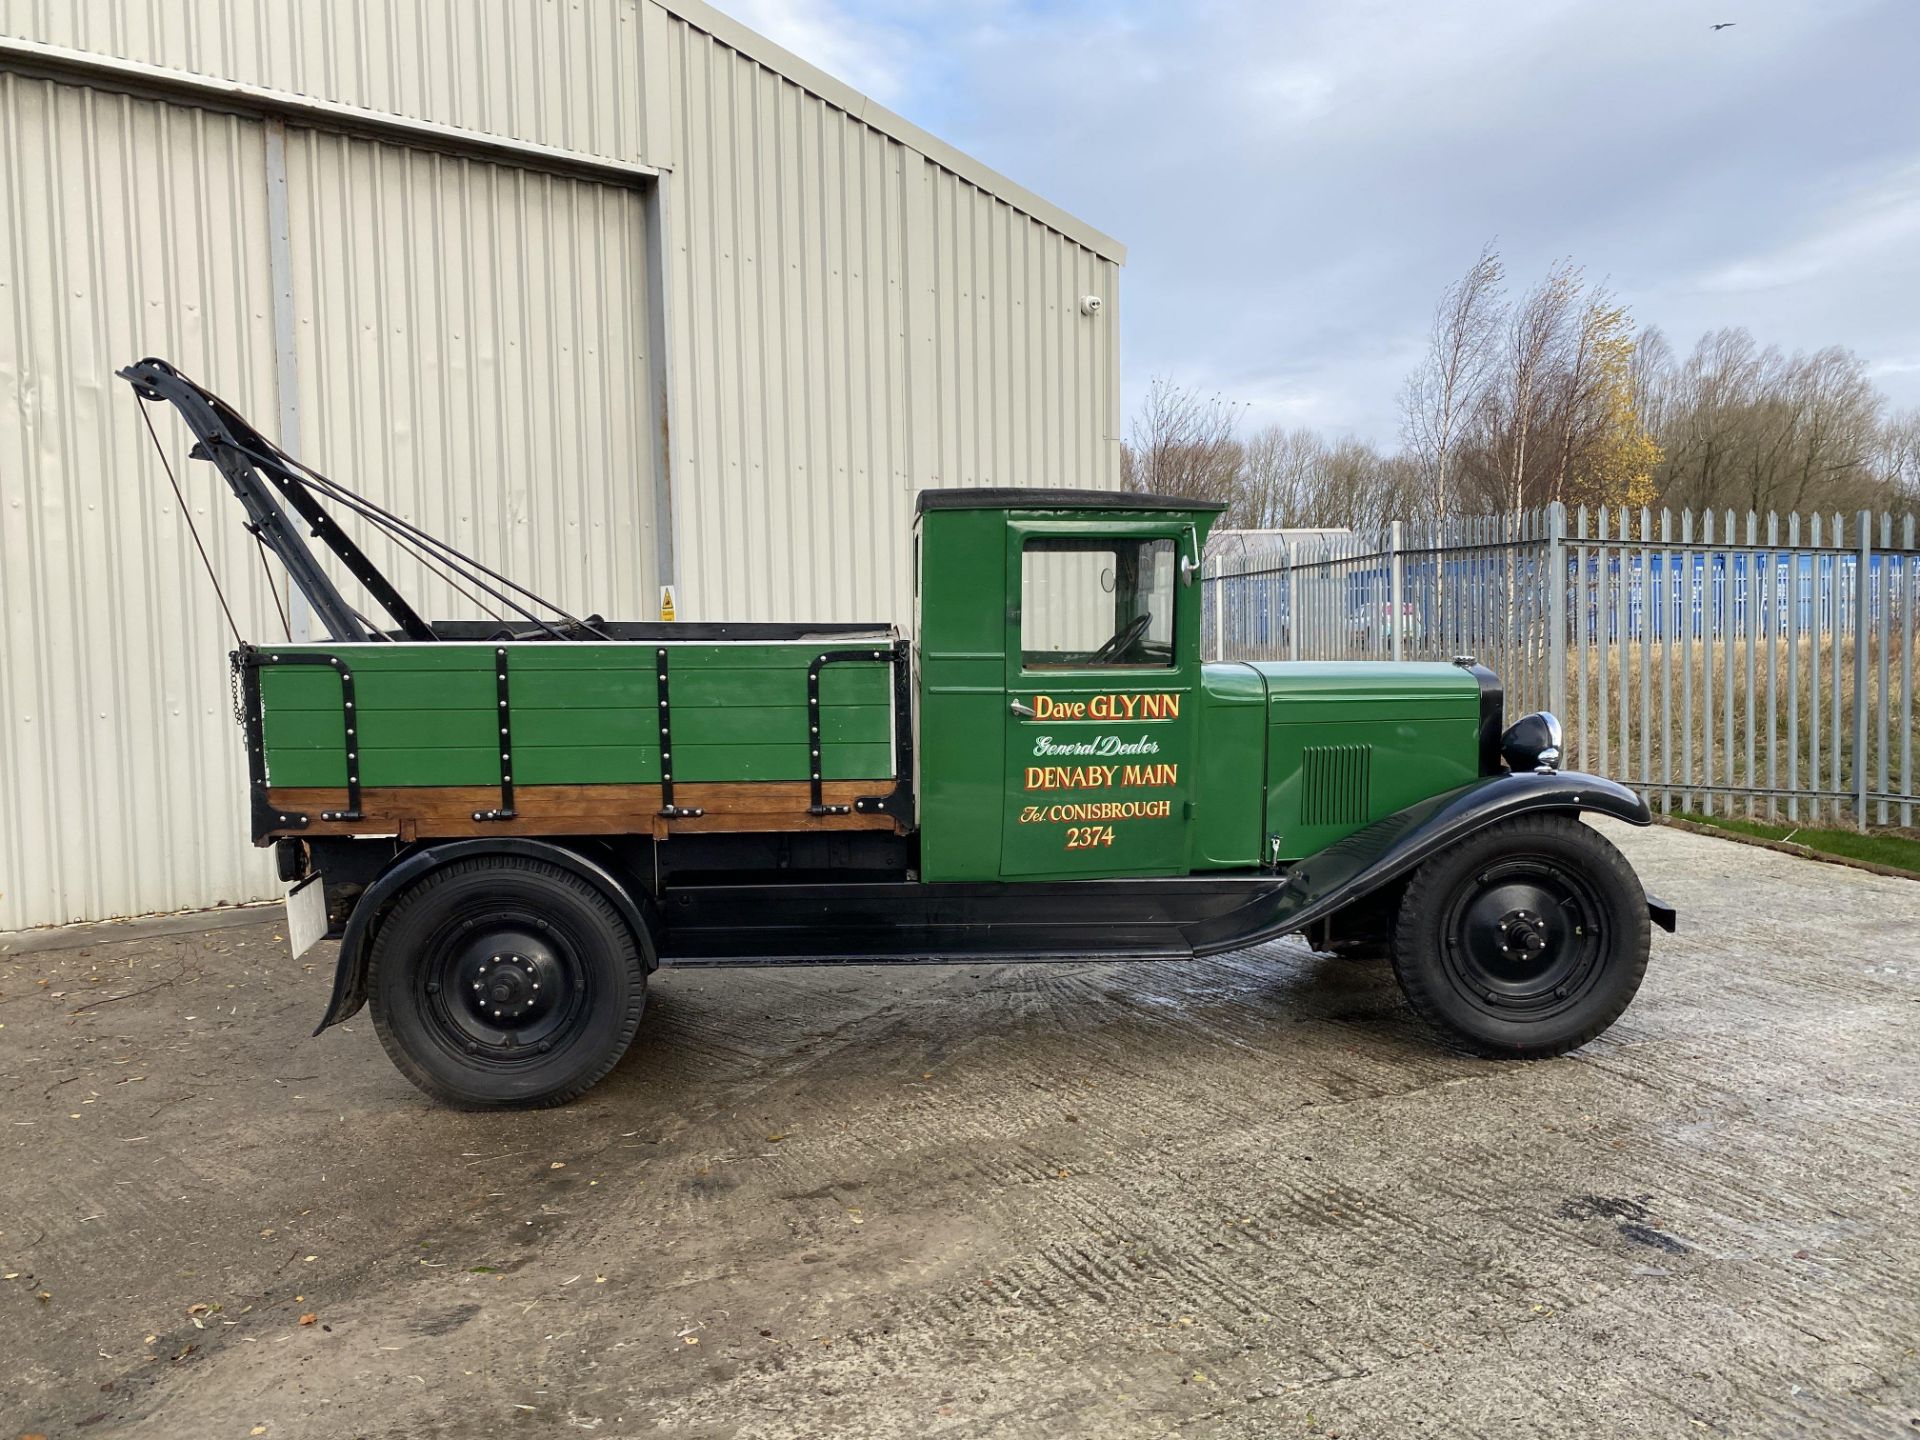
682;1335;699;1345
252;1427;268;1435
299;1313;317;1326
766;1134;786;1143
302;1256;317;1264
550;1162;566;1170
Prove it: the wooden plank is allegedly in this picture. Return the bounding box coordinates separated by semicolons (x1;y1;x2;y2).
263;780;902;839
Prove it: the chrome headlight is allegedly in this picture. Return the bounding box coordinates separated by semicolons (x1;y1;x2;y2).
1501;711;1563;773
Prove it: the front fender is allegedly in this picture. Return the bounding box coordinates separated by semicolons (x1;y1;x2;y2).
1184;770;1672;956
313;838;659;1035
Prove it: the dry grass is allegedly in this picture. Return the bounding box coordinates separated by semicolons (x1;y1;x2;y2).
1558;635;1917;827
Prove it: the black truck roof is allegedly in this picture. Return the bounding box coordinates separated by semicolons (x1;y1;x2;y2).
915;487;1224;514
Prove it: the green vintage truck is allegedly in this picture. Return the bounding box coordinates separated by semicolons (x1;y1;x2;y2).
123;359;1674;1107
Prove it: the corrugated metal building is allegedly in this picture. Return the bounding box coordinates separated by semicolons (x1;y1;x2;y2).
0;1;1124;929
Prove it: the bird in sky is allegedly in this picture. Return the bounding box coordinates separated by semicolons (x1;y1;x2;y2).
1711;21;1736;29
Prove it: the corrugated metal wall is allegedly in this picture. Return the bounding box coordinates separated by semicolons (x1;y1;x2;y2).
0;1;1123;928
0;77;285;926
659;11;1122;623
284;129;658;624
0;0;647;162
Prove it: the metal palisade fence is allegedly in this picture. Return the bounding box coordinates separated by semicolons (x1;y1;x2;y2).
1203;506;1919;830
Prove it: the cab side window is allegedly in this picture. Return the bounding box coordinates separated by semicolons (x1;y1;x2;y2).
1021;537;1175;669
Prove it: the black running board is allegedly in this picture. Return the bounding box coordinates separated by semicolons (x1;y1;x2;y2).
653;875;1280;967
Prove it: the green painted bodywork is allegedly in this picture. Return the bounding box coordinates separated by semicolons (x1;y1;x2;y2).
259;642;892;788
1193;663;1267;868
909;499;1486;880
254;495;1491;879
1250;661;1482;860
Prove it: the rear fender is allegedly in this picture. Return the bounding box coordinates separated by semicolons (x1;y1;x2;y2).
314;838;659;1035
1185;770;1674;956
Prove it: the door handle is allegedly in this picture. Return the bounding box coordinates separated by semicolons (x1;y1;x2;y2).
1009;700;1037;719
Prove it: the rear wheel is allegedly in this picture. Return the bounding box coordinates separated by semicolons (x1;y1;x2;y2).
1390;815;1649;1058
367;856;647;1108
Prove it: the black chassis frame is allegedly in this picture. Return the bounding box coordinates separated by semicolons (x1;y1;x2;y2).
309;770;1677;1032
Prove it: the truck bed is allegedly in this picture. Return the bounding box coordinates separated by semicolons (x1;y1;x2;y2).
245;630;910;842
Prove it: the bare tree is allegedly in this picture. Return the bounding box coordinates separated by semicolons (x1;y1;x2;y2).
1630;324;1675;438
1653;327;1764;511
1879;407;1920;512
1234;425;1321;528
1401;243;1504;520
1653;332;1885;514
1122;376;1245;506
1311;440;1419;530
1495;259;1583;513
1547;282;1614;503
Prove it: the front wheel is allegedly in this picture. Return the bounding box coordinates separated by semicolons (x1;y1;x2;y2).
367;856;647;1108
1389;815;1650;1058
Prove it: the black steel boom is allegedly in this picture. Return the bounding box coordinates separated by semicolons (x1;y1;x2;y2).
118;358;435;642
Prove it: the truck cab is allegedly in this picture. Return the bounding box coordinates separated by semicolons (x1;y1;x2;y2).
912;489;1490;884
916;489;1215;882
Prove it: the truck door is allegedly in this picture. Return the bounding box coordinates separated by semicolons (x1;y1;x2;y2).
1001;521;1198;879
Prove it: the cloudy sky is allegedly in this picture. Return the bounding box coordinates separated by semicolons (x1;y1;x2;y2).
729;0;1920;446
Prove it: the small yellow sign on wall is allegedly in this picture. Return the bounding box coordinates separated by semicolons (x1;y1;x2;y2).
659;585;677;622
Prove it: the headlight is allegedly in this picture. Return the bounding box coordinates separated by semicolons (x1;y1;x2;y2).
1501;711;1563;773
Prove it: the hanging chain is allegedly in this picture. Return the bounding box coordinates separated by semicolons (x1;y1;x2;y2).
229;650;247;729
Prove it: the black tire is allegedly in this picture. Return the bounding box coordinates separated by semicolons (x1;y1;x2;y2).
1389;814;1650;1058
367;856;647;1108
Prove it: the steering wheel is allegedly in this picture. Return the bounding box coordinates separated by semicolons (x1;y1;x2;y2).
1090;611;1152;664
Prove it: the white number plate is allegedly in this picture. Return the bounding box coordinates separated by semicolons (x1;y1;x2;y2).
286;874;328;959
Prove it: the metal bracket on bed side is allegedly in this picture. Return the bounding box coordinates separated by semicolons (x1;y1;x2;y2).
655;648;704;820
807;643;915;822
236;648;306;837
240;648;363;830
472;647;518;822
853;638;916;824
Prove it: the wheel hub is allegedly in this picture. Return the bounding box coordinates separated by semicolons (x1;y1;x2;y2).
1498;909;1548;960
470;952;548;1025
1448;870;1599;1011
434;921;573;1050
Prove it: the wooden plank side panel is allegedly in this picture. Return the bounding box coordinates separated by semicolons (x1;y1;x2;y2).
264;780;900;839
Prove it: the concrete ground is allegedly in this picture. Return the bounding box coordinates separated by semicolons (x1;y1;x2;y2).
1;821;1916;1439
